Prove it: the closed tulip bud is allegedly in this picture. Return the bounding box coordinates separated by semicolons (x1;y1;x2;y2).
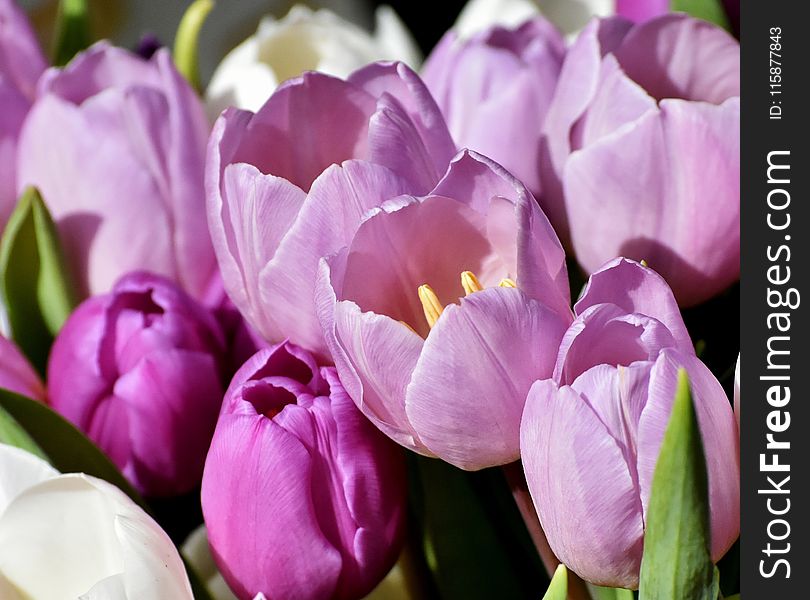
206;4;420;117
202;342;406;600
541;15;739;305
0;335;43;401
0;0;46;231
317;151;572;470
47;272;227;497
520;258;740;588
17;42;215;300
423;17;565;199
0;443;194;599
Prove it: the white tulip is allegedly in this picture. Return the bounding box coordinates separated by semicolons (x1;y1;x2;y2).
206;4;421;117
454;0;613;37
0;444;193;600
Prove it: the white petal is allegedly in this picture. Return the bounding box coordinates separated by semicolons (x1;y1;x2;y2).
455;0;541;38
0;443;58;517
373;6;422;68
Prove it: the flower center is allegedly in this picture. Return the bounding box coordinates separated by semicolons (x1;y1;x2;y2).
414;270;516;331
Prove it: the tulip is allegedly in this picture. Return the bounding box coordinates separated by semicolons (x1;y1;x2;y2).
0;335;43;400
47;272;227;497
0;0;46;231
541;15;739;305
423;17;565;199
17;42;215;300
0;443;194;599
201;341;406;600
316;150;571;470
206;4;421;117
207;60;456;357
520;258;740;588
453;0;669;38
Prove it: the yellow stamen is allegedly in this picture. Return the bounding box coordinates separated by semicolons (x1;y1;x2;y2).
460;271;483;296
640;259;648;268
418;284;444;328
498;278;517;288
399;320;417;334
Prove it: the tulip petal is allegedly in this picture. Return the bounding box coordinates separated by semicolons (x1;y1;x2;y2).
407;287;567;469
0;336;43;400
202;414;342;600
554;304;677;384
565;98;740;305
521;379;644;588
616;0;669;23
613;14;740;104
0;443;58;515
260;160;413;356
637;349;740;561
575;257;693;353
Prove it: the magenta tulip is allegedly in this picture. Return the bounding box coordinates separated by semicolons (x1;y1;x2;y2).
47;272;227;497
0;335;43;401
17;42;215;300
0;0;46;231
206;61;456;358
316;150;571;470
423;17;564;198
541;15;739;305
201;342;406;600
521;258;740;588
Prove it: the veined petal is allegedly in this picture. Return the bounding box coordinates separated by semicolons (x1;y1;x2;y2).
406;287;567;470
521;379;644;588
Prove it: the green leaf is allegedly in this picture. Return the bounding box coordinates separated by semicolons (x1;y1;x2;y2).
52;0;92;66
638;369;716;600
173;0;215;92
542;565;568;600
589;584;635;600
0;401;48;460
0;387;146;511
183;556;215;600
724;595;740;600
0;187;78;374
671;0;731;31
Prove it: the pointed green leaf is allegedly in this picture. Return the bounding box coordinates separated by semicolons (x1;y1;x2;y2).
0;187;78;374
589;584;635;600
638;369;716;600
0;401;48;460
0;387;146;511
542;565;568;600
52;0;92;66
672;0;731;31
174;0;215;92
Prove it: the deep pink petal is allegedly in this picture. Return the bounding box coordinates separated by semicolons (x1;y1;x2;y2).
521;379;644;588
0;336;43;400
406;287;567;470
616;0;670;23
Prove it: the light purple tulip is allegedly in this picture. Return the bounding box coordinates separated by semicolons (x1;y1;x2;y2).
541;15;739;305
0;0;46;231
17;42;215;300
0;335;43;401
423;17;564;198
47;272;227;497
316;150;571;470
201;342;406;600
206;61;456;358
521;258;740;588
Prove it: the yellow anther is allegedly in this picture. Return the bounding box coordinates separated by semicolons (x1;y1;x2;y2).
461;271;483;296
418;284;444;329
498;278;517;288
640;259;648;268
399;320;417;334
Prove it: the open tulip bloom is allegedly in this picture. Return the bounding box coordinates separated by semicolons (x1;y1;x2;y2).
0;0;741;598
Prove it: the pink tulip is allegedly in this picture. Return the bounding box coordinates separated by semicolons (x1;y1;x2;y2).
521;258;740;588
0;0;46;231
423;17;565;198
0;335;43;401
316;150;571;470
541;15;739;305
47;272;227;497
17;42;215;300
206;61;456;358
201;342;406;600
